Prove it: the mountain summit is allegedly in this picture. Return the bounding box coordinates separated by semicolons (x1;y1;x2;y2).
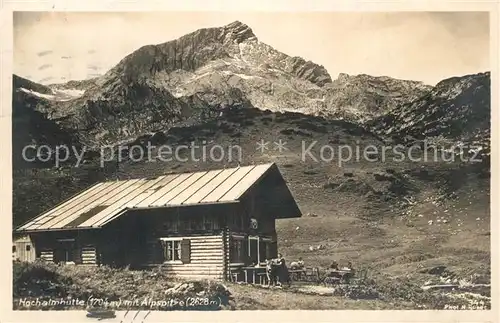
20;21;337;144
222;20;258;42
104;19;332;87
12;21;490;149
108;20;259;82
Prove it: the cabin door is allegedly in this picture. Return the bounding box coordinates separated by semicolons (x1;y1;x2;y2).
259;238;273;263
248;236;259;265
247;236;274;265
54;239;76;264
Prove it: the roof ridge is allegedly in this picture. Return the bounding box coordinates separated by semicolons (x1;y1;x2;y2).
100;162;276;184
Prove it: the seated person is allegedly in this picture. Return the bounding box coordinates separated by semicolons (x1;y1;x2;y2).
342;262;356;283
327;261;342;279
343;262;355;272
290;257;305;270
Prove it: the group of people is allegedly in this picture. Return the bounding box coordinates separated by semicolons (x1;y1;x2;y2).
265;253;291;287
326;261;355;283
327;260;354;272
263;255;356;286
264;255;309;287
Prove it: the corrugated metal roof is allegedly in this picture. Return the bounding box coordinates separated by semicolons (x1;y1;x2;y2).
16;163;279;232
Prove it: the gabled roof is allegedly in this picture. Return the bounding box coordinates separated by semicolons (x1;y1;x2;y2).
16;163;301;232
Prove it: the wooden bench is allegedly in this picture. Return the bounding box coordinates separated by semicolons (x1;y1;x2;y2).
291;267;320;282
257;272;269;285
228;265;244;282
307;267;321;282
322;268;366;285
289;269;306;281
323;276;341;286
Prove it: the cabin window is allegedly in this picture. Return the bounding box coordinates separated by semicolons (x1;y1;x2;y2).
164;240;182;261
160;238;191;263
12;245;16;253
230;237;245;263
261;239;273;261
26;245;31;251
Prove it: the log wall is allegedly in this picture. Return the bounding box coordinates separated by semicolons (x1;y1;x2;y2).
40;250;54;262
81;247;97;265
160;235;225;280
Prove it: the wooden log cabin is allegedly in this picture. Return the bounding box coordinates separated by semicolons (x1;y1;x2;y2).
14;163;302;280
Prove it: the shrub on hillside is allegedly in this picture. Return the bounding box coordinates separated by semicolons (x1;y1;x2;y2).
13;261;71;298
164;280;232;309
332;284;380;300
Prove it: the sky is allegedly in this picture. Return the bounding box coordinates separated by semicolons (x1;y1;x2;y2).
13;11;490;85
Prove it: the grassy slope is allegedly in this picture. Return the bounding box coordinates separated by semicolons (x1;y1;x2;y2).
13;261;489;310
10;261;417;310
116;108;490;286
13;108;490;309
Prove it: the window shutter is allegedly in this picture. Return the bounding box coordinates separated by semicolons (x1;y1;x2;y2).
159;240;167;262
180;239;191;264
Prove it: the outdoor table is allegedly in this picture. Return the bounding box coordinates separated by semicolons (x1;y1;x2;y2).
289;269;306;280
329;269;351;275
242;266;266;284
326;269;354;282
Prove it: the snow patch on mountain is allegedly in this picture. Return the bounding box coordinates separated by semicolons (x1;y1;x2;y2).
19;87;85;101
19;88;56;100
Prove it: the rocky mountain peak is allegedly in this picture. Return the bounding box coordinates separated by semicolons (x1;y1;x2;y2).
322;73;432;122
101;21;259;84
222;20;257;43
336;73;351;82
369;71;490;144
20;21;489;148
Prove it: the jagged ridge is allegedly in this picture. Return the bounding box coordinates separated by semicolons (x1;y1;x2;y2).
321;73;432;122
371;72;490;140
